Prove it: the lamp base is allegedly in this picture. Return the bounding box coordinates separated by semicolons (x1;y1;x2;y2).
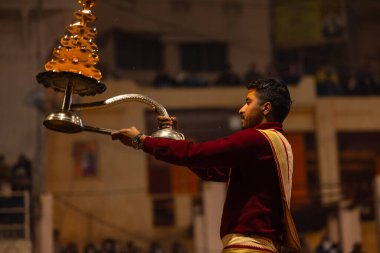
36;71;106;96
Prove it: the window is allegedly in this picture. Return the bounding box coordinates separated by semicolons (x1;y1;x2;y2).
153;198;175;226
114;30;163;70
180;43;227;72
72;141;98;177
148;158;172;194
147;157;200;195
337;132;380;220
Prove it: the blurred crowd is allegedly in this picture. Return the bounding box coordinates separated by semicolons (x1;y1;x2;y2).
301;235;363;253
57;238;188;253
152;62;301;88
56;234;364;253
151;61;379;98
315;62;379;96
0;153;32;197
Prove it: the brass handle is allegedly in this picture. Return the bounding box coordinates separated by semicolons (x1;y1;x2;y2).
83;125;113;135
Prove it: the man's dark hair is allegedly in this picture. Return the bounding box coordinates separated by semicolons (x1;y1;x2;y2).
247;78;292;122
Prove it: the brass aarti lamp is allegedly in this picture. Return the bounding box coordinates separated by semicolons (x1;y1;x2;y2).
36;0;184;140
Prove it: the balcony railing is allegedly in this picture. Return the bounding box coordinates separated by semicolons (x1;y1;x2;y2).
0;191;30;240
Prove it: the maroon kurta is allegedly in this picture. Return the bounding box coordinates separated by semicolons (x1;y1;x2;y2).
142;122;284;240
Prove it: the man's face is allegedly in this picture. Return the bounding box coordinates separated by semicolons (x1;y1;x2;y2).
239;89;266;129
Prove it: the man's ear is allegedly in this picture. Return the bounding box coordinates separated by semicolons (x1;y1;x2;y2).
262;102;272;116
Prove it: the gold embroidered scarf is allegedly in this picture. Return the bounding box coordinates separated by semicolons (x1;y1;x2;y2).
258;129;301;253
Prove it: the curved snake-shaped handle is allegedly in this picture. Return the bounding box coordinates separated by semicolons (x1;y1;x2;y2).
70;94;169;117
69;94;184;140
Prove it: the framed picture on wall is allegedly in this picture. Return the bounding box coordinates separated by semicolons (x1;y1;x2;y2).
72;140;98;177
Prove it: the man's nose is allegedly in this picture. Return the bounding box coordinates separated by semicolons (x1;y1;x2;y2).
239;104;246;114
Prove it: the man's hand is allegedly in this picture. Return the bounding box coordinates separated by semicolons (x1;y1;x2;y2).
157;116;177;130
111;126;143;148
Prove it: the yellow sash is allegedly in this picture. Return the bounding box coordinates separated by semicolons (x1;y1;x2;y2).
221;233;279;253
258;129;301;253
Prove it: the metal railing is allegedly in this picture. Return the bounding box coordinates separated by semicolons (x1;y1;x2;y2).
0;191;30;240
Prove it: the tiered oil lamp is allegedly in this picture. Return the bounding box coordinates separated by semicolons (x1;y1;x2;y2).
36;0;184;140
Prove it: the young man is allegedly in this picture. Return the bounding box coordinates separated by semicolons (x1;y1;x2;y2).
111;79;300;253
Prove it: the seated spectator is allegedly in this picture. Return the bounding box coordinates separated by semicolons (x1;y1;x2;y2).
175;71;188;86
315;235;333;253
63;242;79;253
282;63;301;85
84;242;98;253
171;241;187;253
153;69;177;88
354;63;377;95
243;62;262;83
101;238;117;253
265;62;280;80
322;13;345;39
122;240;139;253
316;64;341;96
347;73;358;95
182;71;208;87
11;154;32;192
214;63;241;86
351;242;362;253
148;241;164;253
0;155;12;197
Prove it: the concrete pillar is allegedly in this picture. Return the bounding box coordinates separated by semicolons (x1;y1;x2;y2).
201;182;225;253
316;102;341;204
338;201;361;253
374;157;380;253
194;211;206;253
40;193;53;253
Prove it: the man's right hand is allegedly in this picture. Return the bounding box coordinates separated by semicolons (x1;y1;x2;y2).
157;116;177;130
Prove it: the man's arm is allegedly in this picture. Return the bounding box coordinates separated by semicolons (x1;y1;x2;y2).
189;167;230;182
111;117;262;180
111;127;231;182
